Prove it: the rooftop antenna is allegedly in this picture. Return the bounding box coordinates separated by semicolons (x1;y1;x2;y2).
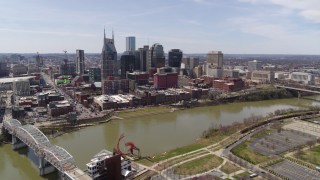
104;26;106;39
148;38;149;46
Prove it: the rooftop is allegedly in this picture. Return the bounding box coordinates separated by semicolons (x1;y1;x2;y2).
0;76;35;83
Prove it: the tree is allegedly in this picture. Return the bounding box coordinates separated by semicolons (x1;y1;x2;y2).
307;140;316;149
296;146;303;157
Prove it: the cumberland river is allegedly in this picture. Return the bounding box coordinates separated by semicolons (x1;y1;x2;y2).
1;97;320;179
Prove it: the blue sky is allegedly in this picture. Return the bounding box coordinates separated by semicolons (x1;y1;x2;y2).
0;0;319;54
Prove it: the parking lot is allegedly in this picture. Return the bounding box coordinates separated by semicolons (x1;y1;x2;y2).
284;120;320;137
250;130;317;155
267;160;320;180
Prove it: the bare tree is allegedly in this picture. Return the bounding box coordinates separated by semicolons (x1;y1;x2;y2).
307;140;316;149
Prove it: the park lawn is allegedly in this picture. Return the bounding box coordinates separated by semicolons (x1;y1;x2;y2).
117;106;171;118
151;143;206;162
233;171;250;179
231;141;269;164
294;145;320;166
173;154;223;175
220;161;241;174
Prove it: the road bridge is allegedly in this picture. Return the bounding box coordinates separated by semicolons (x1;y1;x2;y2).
274;85;320;95
3;119;90;180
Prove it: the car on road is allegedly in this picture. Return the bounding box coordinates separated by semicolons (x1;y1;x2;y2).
249;173;258;178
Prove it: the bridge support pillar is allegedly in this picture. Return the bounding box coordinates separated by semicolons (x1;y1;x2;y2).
39;156;56;176
12;135;27;150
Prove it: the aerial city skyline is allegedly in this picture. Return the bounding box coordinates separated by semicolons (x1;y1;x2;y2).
0;0;319;54
2;1;320;180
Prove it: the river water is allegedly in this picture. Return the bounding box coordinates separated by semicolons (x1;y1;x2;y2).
1;97;320;179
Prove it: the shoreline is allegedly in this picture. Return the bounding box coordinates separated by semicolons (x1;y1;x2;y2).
37;89;304;142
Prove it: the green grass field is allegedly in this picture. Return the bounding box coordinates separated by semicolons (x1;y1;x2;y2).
173;154;223;175
294;145;320;166
151;143;206;162
231;141;269;164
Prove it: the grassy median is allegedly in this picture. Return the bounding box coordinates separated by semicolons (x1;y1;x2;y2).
173;154;223;175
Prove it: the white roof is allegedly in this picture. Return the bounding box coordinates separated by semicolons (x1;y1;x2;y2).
121;169;132;177
0;76;35;83
94;82;101;88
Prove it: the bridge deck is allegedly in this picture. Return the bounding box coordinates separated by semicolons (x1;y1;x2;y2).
275;85;320;95
3;119;88;179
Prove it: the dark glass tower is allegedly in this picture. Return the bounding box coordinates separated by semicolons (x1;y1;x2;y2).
168;49;183;68
101;28;117;80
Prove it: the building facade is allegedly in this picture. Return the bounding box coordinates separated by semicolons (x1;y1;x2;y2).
120;55;135;78
76;49;85;75
102;78;129;95
101;29;117;80
89;67;101;82
59;60;76;75
147;43;165;72
126;36;136;52
13;79;30;96
207;51;223;68
137;46;148;72
248;60;262;72
168;49;183;68
0;62;9;77
251;70;275;83
290;72;314;85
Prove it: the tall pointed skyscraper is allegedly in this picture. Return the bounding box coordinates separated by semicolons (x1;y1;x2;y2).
101;28;117;80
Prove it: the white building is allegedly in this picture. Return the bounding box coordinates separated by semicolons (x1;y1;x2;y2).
290;72;314;85
251;70;274;83
13;79;30;96
86;149;132;179
206;64;223;78
248;60;262;72
275;72;289;80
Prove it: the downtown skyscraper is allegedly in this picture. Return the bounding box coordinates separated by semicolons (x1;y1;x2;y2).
101;29;117;80
76;49;85;75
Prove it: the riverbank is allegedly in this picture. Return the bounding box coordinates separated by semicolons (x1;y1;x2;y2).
37;88;298;141
138;107;320;166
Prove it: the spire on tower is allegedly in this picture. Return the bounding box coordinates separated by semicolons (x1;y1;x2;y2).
104;26;106;39
112;28;114;40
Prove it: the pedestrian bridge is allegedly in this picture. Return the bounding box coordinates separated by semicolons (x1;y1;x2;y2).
3;119;90;179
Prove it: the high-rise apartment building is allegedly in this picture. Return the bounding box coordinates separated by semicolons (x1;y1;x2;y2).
76;49;85;75
168;49;183;68
207;51;223;68
126;36;136;52
101;29;117;80
147;43;165;72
